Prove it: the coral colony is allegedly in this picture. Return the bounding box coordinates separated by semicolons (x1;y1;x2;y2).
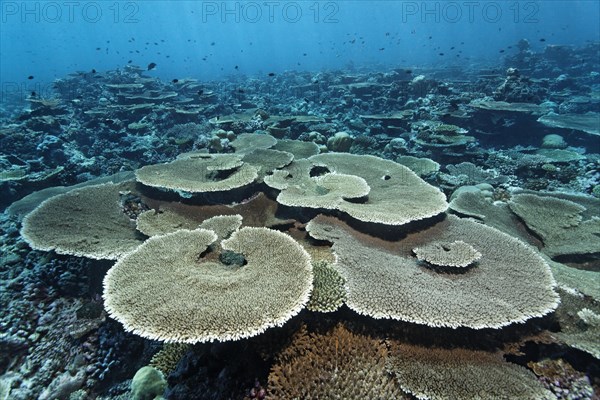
1;42;599;399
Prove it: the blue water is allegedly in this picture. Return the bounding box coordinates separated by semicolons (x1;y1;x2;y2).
1;0;599;94
1;3;600;399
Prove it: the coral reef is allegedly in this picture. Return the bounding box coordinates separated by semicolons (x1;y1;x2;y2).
1;40;599;399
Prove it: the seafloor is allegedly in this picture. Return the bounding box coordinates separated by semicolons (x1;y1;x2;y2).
0;41;599;399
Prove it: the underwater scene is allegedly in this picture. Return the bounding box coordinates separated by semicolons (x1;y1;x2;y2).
1;1;600;399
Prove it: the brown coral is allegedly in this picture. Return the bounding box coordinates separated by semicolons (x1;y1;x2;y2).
103;227;313;343
413;240;482;268
21;182;144;260
266;153;447;226
135;153;258;193
267;323;405;399
388;343;553;399
307;214;558;329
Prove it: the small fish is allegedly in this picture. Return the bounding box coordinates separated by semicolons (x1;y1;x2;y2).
303;53;307;56
438;52;444;56
237;89;245;93
105;118;115;124
31;91;36;97
27;75;34;80
172;78;179;83
210;42;215;46
499;49;505;53
96;47;101;50
91;69;96;73
147;62;157;70
234;65;239;70
379;48;385;51
197;89;204;95
405;69;412;74
268;72;275;77
428;36;432;39
540;38;546;42
127;60;132;64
